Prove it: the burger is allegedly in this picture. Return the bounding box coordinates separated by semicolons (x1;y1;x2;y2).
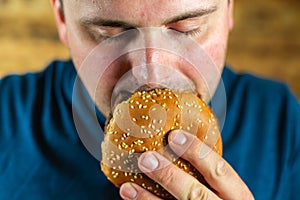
101;88;222;199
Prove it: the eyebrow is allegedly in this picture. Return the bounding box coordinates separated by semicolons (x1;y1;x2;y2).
80;18;134;29
79;6;218;28
163;6;218;24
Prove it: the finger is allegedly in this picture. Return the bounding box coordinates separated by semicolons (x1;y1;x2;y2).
119;182;162;200
169;130;254;200
138;151;221;200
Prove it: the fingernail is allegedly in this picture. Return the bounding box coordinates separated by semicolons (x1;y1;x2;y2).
170;130;187;145
139;152;159;171
120;183;137;200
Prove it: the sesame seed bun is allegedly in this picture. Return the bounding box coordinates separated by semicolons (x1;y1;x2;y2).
101;88;222;199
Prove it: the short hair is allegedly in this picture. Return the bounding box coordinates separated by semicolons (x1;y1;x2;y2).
58;0;231;15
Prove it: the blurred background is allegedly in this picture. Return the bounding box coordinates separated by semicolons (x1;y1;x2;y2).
0;0;299;97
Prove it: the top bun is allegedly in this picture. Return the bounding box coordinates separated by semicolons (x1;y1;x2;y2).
101;88;222;199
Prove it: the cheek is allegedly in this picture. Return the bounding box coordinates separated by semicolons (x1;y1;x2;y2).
201;25;229;72
66;23;98;71
203;40;227;71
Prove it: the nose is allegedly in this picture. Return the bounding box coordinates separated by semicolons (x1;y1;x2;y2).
145;48;159;64
130;45;163;86
144;48;160;84
128;28;170;87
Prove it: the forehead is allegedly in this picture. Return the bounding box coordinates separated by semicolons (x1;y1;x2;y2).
65;0;221;26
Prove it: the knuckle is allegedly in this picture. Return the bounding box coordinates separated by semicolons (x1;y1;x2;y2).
186;183;208;200
155;165;176;187
208;160;229;182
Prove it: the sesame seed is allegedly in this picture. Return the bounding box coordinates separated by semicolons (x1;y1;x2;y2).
185;102;191;106
112;172;119;178
121;142;128;148
177;105;183;109
134;139;144;145
142;146;149;151
129;149;135;154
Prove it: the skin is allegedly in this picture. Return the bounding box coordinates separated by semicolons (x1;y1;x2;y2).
51;0;254;199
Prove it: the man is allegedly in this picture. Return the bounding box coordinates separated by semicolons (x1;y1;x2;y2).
0;0;299;199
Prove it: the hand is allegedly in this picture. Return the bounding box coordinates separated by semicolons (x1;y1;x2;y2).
119;130;254;200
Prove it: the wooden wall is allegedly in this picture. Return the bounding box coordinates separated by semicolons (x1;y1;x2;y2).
0;0;299;97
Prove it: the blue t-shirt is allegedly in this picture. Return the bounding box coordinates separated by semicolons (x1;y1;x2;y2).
0;60;299;200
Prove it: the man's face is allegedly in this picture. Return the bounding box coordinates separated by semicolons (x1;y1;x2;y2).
53;0;234;116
